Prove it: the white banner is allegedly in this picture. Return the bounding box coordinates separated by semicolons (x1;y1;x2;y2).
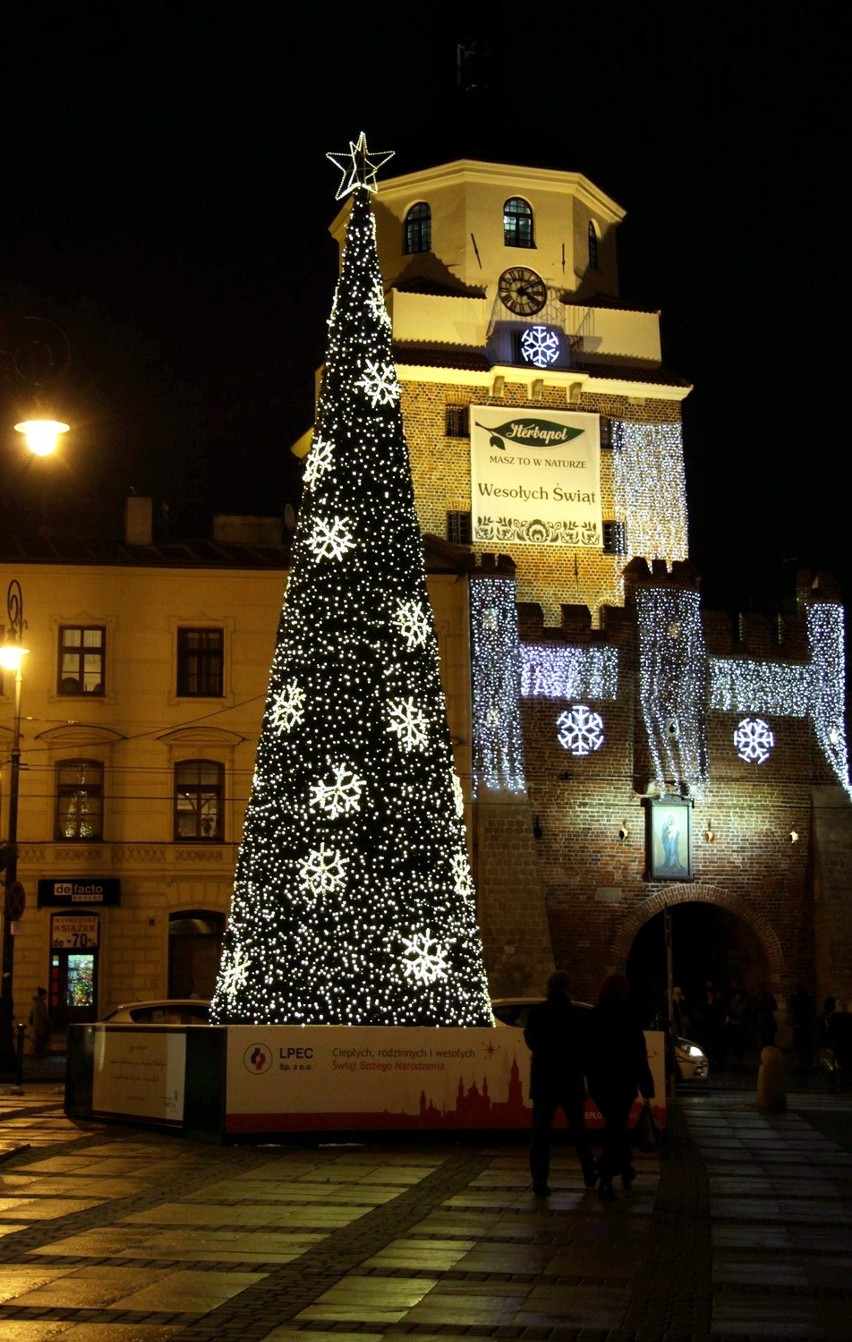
224;1024;665;1136
470;407;601;547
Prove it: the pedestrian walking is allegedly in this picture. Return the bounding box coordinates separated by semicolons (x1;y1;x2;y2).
586;973;654;1202
790;985;816;1070
523;971;596;1197
29;987;52;1056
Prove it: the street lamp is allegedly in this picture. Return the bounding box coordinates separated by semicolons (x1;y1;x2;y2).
0;581;29;1071
2;314;71;457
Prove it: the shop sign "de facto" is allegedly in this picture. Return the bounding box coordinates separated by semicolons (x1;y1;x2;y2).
37;879;121;907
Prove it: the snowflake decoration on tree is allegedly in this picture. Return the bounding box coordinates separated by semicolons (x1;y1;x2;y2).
387;697;430;752
309;762;365;819
393;599;431;649
303;435;335;488
401;928;451;984
367;280;391;329
481;607;498;631
355;358;400;406
733;717;775;764
306;516;356;562
451;772;465;818
297;844;348;904
521;325;560;369
556;704;605;756
217;944;250;999
270;680;306;734
450;850;475;900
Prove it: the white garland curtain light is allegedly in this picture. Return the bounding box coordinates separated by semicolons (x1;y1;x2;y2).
805;604;851;797
211;135;492;1027
520;644;619;701
706;603;850;796
636;586;709;797
469;576;527;795
611;420;689;602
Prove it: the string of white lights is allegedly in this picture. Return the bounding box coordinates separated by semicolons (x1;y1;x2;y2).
470;576;527;795
805;603;852;798
611;421;689;604
708;659;810;716
519;644;619;700
636;586;708;797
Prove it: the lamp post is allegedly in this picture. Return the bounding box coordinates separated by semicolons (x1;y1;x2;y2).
0;581;29;1071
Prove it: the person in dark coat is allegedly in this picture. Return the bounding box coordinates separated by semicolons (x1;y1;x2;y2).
586;973;654;1202
523;970;595;1197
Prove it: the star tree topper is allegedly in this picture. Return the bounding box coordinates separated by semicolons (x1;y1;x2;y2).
327;131;394;199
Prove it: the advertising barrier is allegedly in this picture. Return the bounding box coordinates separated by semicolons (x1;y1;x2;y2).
66;1023;666;1141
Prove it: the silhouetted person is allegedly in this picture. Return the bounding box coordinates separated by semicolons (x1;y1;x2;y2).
790;985;816;1070
524;971;595;1197
586;974;654;1202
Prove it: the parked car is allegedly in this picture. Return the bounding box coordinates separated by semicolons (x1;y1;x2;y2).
490;996;709;1081
100;999;211;1025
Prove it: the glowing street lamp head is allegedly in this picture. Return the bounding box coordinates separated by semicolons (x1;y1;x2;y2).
14;418;70;456
0;644;29;673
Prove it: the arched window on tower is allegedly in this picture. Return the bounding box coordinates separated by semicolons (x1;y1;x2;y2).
404;202;431;254
504;197;534;248
588;219;600;271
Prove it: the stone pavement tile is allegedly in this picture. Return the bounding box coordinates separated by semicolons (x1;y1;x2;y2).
711;1253;809;1287
56;1328;185;1341
261;1333;384;1342
454;1243;554;1273
543;1245;644;1277
10;1263;173;1306
37;1224;172;1256
105;1266;268;1312
711;1290;824;1336
295;1274;437;1323
708;1195;784;1220
0;1264;76;1302
363;1235;475;1269
398;1280;529;1324
0;1195;105;1218
182;1179;398;1205
516;1281;629;1327
711;1224;795;1250
0;1174;146;1197
118;1201;365;1228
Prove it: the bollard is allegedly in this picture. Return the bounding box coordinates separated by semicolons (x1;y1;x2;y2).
14;1021;25;1089
756;1044;787;1111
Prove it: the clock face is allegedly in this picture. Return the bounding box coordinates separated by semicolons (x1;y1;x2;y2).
498;266;547;316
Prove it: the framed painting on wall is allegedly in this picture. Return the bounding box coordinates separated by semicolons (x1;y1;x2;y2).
646;796;692;881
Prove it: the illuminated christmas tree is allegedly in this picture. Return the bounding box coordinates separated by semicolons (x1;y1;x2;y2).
211;135;493;1027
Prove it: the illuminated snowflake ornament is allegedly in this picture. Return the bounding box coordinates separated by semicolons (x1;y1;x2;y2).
297;845;348;904
401;929;451;985
306;516;356;561
270;681;306;734
557;704;605;756
521;324;560;369
734;717;775;764
303;435;335;488
309;762;365;819
393;599;431;649
367;280;391;329
451;850;475;900
451;772;465;818
217;944;250;1000
356;358;399;406
387;697;430;751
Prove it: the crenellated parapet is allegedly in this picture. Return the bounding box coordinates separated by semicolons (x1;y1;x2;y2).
471;554;850;801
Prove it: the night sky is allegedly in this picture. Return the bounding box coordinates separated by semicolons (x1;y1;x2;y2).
3;2;849;616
